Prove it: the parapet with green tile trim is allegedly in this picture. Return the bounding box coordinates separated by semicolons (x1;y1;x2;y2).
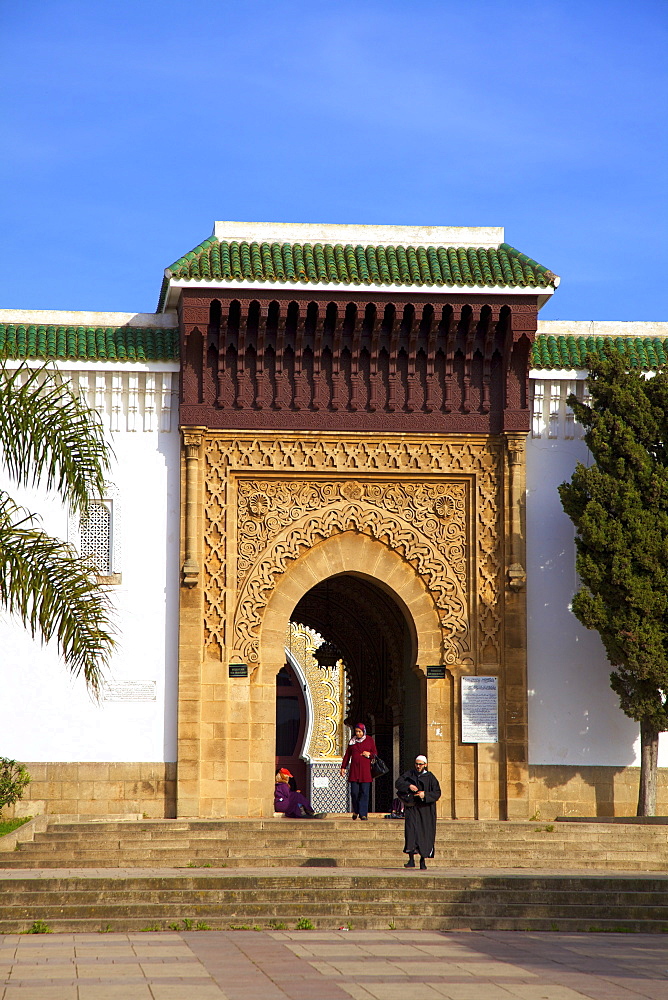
0;324;180;363
532;335;668;371
158;236;557;309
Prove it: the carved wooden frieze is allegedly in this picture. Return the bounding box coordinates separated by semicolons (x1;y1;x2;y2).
180;290;538;434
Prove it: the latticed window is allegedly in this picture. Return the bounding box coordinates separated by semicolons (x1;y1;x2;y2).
80;501;113;575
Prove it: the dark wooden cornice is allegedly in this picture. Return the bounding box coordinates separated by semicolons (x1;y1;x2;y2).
178;288;538;434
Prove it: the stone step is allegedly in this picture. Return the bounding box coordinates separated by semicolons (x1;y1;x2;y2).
29;827;665;843
7;840;668;857
1;872;667;933
1;857;665;872
24;844;656;861
32;818;668;836
19;838;668;856
14;841;667;871
3;901;667;923
19;824;668;843
5;818;668;874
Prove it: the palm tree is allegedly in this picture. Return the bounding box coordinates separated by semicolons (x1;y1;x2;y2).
0;361;115;694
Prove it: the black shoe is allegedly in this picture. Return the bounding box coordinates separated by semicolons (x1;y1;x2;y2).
419;858;427;870
352;813;358;820
404;858;415;868
360;816;368;821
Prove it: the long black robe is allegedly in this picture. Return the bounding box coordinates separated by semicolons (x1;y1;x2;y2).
395;768;441;859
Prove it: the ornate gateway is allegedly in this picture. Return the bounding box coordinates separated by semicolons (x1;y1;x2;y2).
171;222;558;819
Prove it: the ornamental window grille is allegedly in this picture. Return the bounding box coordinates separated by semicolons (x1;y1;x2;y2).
80;501;113;575
68;482;121;581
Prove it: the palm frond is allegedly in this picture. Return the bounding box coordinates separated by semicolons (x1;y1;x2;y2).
0;362;113;515
0;492;115;695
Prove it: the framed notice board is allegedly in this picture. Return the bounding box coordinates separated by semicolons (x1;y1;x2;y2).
461;676;498;743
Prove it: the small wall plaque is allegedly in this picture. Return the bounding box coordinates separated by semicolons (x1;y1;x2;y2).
103;680;156;702
426;665;446;679
228;663;248;678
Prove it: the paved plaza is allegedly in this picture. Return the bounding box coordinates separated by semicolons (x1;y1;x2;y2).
1;929;667;1000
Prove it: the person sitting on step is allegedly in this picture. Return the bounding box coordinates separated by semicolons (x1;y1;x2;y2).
274;768;320;818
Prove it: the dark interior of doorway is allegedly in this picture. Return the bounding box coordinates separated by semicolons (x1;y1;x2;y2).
275;663;308;794
286;572;426;813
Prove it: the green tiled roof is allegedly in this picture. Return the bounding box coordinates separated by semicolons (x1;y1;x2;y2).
532;335;668;371
158;236;557;307
0;324;179;363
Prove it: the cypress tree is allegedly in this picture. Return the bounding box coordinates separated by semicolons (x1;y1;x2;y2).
559;352;668;816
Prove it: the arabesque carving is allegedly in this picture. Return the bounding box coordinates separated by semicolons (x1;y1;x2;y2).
202;434;503;669
236;498;468;666
236;480;466;590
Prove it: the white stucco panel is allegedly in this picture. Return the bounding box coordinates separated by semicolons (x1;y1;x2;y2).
0;398;179;763
527;433;668;768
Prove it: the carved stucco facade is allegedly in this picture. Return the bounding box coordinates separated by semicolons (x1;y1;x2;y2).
177;429;529;819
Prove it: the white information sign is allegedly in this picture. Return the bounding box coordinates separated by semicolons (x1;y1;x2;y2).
313;776;329;789
461;676;498;743
103;680;157;703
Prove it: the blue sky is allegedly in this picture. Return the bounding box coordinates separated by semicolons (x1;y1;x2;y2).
1;0;666;320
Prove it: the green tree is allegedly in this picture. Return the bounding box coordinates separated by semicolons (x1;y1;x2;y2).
559;353;668;816
0;362;115;694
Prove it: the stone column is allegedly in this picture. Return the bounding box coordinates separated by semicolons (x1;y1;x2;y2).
426;668;455;819
450;663;477;820
503;431;530;819
178;427;206;817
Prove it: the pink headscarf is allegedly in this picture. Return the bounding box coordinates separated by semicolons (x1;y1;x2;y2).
350;722;367;745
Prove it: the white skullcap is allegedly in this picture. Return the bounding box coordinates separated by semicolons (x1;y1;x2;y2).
415;755;427;763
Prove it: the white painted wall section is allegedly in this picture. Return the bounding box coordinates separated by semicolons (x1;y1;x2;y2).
0;362;179;763
527;375;668;767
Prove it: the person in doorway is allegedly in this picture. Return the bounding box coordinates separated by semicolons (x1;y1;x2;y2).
395;754;441;869
340;723;378;821
274;768;319;818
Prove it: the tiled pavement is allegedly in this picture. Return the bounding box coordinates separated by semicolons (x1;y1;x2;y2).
1;930;667;1000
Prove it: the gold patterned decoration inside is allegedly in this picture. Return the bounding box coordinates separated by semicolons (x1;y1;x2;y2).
286;621;345;759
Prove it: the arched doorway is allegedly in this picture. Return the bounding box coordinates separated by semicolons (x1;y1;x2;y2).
275;662;308;792
258;530;446;818
274;572;427;813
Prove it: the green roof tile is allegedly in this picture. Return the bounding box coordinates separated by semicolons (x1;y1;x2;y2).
0;325;179;363
158;236;557;308
532;335;668;372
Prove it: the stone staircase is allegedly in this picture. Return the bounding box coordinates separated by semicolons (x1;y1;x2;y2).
1;816;667;871
2;817;667;933
1;871;667;934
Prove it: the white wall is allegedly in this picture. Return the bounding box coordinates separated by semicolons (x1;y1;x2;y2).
526;373;667;767
0;362;180;763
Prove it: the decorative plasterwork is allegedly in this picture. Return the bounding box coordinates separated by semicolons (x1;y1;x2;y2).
235;480;468;666
201;433;504;669
287;622;345;760
531;378;588;441
4;367;177;434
